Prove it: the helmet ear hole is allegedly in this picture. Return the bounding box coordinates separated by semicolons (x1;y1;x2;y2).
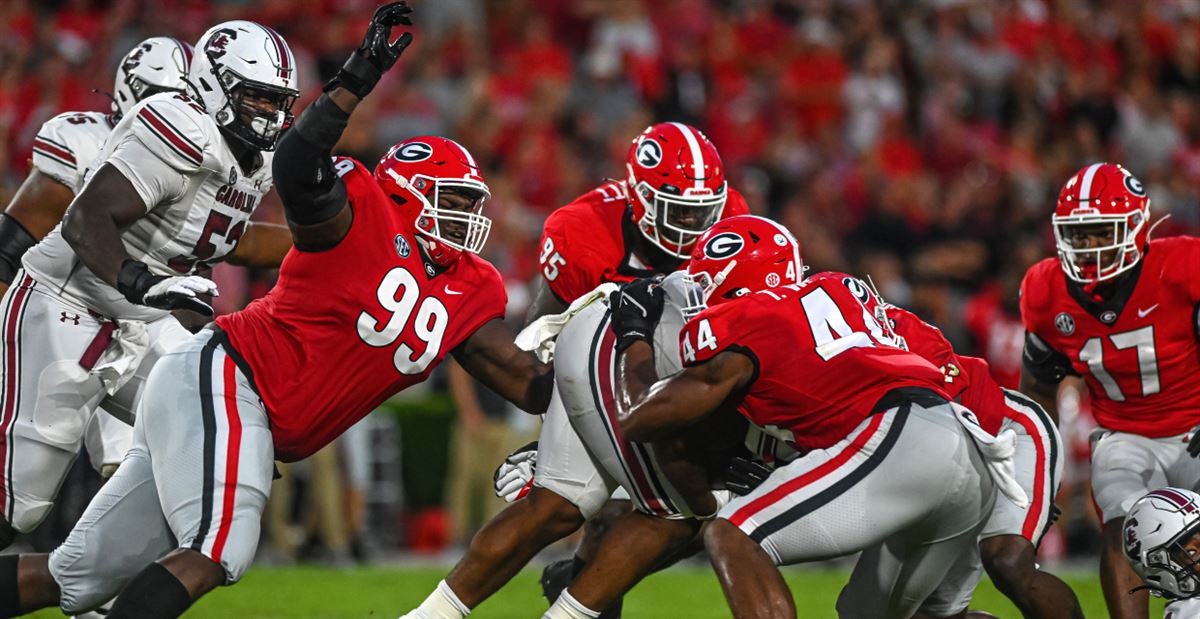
389;194;408;207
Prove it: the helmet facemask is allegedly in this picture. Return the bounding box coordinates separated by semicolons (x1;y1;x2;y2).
633;179;727;258
398;173;491;267
1142;521;1200;599
213;69;297;151
1053;210;1147;285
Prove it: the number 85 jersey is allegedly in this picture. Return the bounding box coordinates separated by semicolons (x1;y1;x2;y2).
23;93;270;321
1020;237;1200;437
216;158;506;462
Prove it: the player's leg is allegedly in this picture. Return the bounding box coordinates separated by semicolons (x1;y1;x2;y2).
975;391;1082;618
107;331;274;617
0;277;112;545
704;517;794;619
1092;431;1162;619
408;387;607;616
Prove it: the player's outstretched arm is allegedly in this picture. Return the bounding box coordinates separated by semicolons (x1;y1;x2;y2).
617;341;753;443
226;222;293;267
452;319;554;415
273;1;413;251
0;169;74;292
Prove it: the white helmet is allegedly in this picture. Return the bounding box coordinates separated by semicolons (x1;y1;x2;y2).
653;271;707;377
189;21;299;151
112;37;193;118
1124;488;1200;599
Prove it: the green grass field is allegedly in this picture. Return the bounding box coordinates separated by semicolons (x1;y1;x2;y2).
28;563;1166;618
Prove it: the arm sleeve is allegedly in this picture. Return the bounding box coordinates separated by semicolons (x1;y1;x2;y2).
30;116;80;188
1022;330;1076;384
108;99;207;210
272;95;350;226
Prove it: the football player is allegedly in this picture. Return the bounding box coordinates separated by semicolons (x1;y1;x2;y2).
578;215;1000;619
0;4;553;618
1019;163;1200;619
420;122;751;617
0;18;297;551
1123;488;1200;619
808;272;1080;619
0;36;191;486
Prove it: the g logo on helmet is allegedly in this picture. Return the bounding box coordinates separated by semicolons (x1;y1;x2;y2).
1124;174;1146;197
635;137;663;168
703;232;744;260
394;142;433;163
842;277;870;304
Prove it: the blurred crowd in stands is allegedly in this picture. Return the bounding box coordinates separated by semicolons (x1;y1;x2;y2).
5;0;1200;563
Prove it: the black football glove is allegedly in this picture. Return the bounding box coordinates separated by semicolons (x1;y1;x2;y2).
725;456;773;496
325;1;415;98
1188;425;1200;458
117;259;218;316
609;276;665;353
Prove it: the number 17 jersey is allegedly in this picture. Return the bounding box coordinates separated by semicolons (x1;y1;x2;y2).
216;157;506;462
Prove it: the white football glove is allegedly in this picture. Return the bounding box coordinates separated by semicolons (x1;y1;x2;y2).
493;441;537;503
143;275;219;315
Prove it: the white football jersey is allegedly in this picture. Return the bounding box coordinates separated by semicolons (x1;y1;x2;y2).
31;111;116;193
1166;597;1200;619
23;92;273;321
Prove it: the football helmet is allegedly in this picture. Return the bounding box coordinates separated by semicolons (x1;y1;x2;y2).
190;21;299;151
375;136;492;268
684;215;802;311
654;271;707;376
626;122;729;258
1053;162;1150;285
1124;487;1200;600
112;37;193;118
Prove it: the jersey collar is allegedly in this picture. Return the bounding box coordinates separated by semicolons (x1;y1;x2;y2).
1064;256;1145;325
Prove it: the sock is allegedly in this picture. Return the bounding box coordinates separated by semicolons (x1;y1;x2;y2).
403;580;470;619
106;563;192;619
0;555;19;618
542;590;601;619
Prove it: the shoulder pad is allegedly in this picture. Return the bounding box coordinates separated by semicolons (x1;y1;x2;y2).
128;94;211;172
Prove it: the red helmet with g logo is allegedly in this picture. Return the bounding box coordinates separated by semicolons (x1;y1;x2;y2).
375;136;491;267
684;215;802;309
1053;162;1151;284
626;123;729;258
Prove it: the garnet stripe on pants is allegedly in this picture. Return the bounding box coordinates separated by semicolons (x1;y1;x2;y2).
190;335;221;551
210;355;244;562
1003;389;1060;544
0;275;34;519
730;406;909;546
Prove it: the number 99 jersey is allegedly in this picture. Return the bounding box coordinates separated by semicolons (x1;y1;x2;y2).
680;276;948;452
1020;237;1200;437
216;158;507;462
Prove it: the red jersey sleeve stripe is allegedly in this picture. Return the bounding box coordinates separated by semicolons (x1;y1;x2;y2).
32;138;76;166
137;107;203;165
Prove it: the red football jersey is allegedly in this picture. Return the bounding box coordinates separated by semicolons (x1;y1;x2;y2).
217;158;507;461
1021;237;1200;437
537;180;750;303
679;277;948;452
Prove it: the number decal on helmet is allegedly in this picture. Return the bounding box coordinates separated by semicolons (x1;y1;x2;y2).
703;232;744;259
394;141;433;162
635;137;663;168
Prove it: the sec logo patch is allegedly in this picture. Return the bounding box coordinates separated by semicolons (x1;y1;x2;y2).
1055;312;1075;335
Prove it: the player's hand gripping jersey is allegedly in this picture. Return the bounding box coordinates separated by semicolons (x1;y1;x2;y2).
22;93;271;320
1021;237;1200;437
680;276;948;452
217;158;506;461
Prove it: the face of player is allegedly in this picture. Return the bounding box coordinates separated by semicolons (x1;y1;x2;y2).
231;82;296;139
1171;533;1200;574
1061;221;1120;276
434;188;486;245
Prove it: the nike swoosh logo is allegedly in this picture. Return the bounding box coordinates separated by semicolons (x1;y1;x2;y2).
1138;304;1159;318
444;286;464;296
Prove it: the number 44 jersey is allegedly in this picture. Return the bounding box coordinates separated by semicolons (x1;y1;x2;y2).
1021;237;1200;437
679;276;948;452
216;157;506;462
23;92;270;321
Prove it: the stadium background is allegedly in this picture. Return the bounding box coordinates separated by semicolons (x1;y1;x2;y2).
0;0;1196;616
